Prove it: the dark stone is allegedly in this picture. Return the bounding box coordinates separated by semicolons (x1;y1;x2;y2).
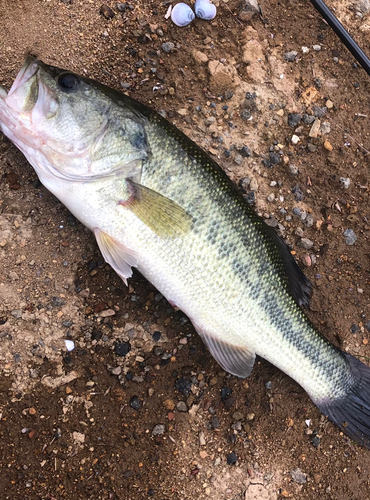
175;377;192;396
91;329;103;341
227;452;237;465
220;386;232;401
239;145;251;157
211;416;220;429
292;184;304;201
240;109;252;121
114;341;131;357
244;192;255;205
100;4;115;18
311;435;321;447
129;396;141;410
152;331;161;342
287;113;302;128
350;324;359;334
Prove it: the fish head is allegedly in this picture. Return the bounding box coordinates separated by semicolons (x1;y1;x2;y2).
0;57;148;185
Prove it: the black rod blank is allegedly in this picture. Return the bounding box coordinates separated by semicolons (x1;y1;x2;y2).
310;0;370;76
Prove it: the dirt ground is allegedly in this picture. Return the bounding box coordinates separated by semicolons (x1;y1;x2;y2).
1;0;370;499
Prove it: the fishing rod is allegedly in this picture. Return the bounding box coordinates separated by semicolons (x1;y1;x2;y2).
309;0;370;76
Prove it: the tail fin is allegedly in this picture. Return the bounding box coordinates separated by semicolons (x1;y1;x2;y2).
315;352;370;447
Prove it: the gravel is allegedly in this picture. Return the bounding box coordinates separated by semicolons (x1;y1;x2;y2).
129;396;142;410
290;468;307;484
300;238;314;250
227;452;237;465
340;177;351;189
114;341;131;357
152;424;165;436
343;228;357;245
161;42;175;54
288;113;302;127
284;51;298;62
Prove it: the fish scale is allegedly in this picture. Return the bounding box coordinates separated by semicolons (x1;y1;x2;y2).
1;57;370;447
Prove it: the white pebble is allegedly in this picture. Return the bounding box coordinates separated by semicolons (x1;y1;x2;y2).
312;44;321;51
65;340;75;352
291;134;300;145
302;46;309;54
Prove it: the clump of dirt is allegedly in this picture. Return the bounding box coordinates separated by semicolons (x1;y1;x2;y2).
0;1;370;499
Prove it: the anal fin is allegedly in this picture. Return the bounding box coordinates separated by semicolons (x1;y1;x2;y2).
193;322;256;378
94;228;139;286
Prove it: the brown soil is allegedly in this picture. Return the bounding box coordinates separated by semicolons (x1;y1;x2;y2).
1;1;370;499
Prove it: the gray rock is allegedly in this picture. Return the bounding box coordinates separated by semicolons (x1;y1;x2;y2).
284;51;298;62
300;238;314;249
176;401;188;412
290;468;307;484
340;177;351;189
307;143;317;152
152;424;166;436
343;228;357;245
162;42;175;54
289;164;299;175
240;109;252;121
11;310;22;319
303;114;315;124
320;121;331;134
239;0;260;21
312;105;326;118
288;113;302;127
304;214;314;227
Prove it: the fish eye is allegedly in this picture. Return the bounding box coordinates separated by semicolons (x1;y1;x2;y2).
57;73;80;93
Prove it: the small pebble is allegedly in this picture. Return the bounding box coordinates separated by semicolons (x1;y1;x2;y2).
340;177;351;189
152;331;161;342
162;42;175;54
114;341;131;357
311;435;321;447
176;401;188;412
350;324;359;334
312;44;321;51
290;468;307;484
129;396;142;410
300;238;314;250
100;4;115;18
283;51;298;62
289;164;299;175
152;424;165;436
288;113;302;128
343;228;357;245
291;135;300;145
227;452;237;465
324;140;333;151
65;340;75;352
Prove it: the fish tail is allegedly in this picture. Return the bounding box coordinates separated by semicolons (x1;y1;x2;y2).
315;352;370;447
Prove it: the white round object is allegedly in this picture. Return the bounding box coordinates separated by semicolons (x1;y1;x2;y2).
171;3;195;27
194;0;217;20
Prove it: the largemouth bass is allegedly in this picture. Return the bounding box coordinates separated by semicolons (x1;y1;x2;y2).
1;57;369;446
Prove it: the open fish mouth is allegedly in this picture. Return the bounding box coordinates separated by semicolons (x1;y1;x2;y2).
8;56;41;96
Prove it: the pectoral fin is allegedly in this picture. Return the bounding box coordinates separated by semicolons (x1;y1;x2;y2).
94;229;139;286
193;322;256;378
120;179;192;238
